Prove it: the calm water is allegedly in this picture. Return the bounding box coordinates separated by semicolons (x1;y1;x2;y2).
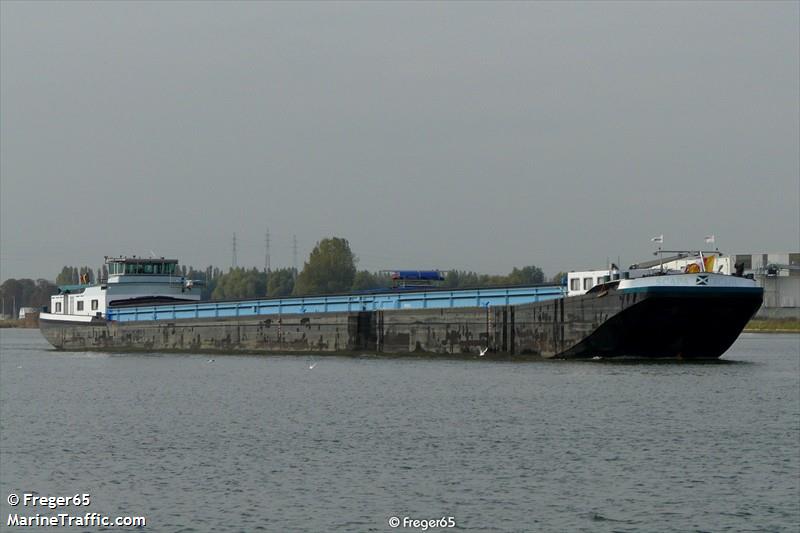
1;329;798;532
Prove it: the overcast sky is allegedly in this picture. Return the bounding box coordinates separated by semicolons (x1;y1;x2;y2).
1;1;798;281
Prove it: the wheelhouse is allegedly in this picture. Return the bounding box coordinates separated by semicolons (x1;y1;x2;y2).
105;257;179;277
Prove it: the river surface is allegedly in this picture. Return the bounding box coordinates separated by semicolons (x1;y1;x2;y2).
1;329;798;532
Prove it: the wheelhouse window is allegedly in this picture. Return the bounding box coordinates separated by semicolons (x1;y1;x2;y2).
77;301;84;311
570;278;580;291
583;277;593;290
91;300;99;310
107;260;178;275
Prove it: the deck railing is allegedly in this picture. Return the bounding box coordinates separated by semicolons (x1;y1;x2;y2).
106;285;566;323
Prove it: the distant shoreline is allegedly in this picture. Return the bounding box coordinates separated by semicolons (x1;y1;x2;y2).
743;318;799;334
0;319;38;329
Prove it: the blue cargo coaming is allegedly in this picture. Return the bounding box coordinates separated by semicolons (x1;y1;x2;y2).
105;285;565;323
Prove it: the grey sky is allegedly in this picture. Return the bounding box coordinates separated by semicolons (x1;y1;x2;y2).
1;1;798;281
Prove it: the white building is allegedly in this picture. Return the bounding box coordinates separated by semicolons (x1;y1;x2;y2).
733;252;799;316
18;307;38;319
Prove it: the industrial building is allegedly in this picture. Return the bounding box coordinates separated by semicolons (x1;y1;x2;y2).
734;252;800;318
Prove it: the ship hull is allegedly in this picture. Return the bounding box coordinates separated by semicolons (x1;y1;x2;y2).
39;282;763;359
558;287;764;359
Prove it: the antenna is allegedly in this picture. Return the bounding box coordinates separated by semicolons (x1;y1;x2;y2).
265;228;271;273
651;234;664;272
232;233;238;269
292;234;298;277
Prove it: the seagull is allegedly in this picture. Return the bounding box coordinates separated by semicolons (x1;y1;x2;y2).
308;362;317;370
591;356;601;361
479;347;489;357
207;359;215;363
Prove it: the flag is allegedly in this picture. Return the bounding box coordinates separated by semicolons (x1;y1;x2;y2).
705;235;715;244
651;234;664;244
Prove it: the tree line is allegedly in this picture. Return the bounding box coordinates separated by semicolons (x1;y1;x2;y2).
1;236;559;314
195;238;554;299
0;278;57;317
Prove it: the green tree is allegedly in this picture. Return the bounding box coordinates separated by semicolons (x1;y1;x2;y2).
351;270;392;291
506;265;545;285
211;267;267;299
443;270;484;288
443;266;545;288
55;266;76;285
182;264;223;300
351;270;375;291
1;278;57;315
294;237;356;295
267;268;295;297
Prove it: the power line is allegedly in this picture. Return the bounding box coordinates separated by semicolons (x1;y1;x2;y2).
232;233;238;268
292;234;297;272
265;228;271;273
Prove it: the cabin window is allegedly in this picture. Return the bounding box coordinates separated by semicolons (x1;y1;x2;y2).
125;263;134;274
91;300;99;310
55;302;62;313
154;263;162;274
583;277;593;290
144;263;154;274
77;301;84;311
570;279;580;291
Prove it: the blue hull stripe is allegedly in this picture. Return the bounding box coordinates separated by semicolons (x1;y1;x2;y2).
618;286;763;295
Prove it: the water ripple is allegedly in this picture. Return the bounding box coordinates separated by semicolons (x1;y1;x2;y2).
1;330;798;532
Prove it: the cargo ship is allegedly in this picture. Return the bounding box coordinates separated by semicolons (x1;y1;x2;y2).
39;252;763;359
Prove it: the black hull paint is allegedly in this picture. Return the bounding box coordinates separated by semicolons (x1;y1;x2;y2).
39;286;763;359
560;290;764;359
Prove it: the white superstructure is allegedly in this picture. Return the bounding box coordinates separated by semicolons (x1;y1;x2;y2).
42;256;201;322
566;251;736;297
